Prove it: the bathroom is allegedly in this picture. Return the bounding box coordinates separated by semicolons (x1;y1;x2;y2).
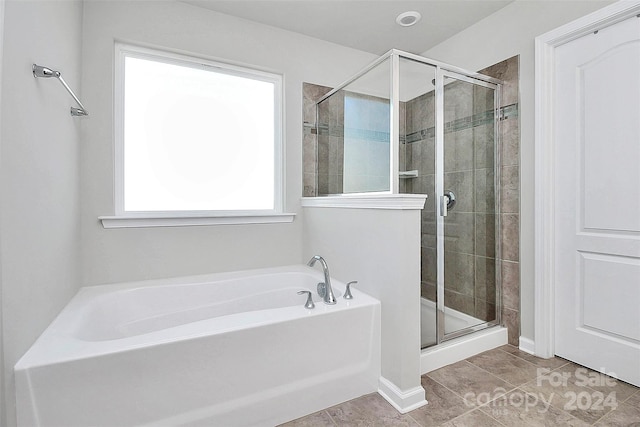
1;0;639;426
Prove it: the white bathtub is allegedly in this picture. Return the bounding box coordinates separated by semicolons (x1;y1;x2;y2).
15;265;381;426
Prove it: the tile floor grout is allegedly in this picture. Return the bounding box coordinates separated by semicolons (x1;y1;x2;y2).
451;356;591;426
445;405;508;427
529;357;640;426
428;351;639;427
592;398;640;426
494;353;640;426
426;364;520;407
432;354;638;427
281;345;640;427
623;389;640;403
497;357;608;426
404;412;421;426
461;358;524;389
425;356;565;425
421;359;524;427
327;409;338;426
513;385;600;426
542;384;628;426
466;351;636;426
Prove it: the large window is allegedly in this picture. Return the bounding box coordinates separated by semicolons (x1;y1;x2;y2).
107;44;287;227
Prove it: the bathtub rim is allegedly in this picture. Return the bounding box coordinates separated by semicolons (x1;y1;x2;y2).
15;264;380;370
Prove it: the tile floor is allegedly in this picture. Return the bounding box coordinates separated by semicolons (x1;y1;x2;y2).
281;345;640;426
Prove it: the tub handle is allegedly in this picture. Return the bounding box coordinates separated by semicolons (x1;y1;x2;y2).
297;290;315;309
344;281;358;300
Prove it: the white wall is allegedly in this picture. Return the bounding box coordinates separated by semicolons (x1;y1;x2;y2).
0;1;83;425
79;0;378;286
422;0;614;343
303;206;423;397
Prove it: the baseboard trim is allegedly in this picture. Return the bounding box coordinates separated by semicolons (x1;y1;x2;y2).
377;376;427;414
519;337;535;355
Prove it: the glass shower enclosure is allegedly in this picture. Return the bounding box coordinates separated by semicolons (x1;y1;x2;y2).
315;50;502;348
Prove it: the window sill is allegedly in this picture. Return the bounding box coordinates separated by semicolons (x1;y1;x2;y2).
99;213;296;229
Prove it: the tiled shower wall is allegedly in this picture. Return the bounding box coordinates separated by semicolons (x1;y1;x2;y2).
305;87;393;196
480;56;520;346
316;90;345;195
302;55;520;345
403;91;437;309
303;83;332;197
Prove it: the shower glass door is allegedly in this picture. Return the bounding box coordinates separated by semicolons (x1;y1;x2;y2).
437;70;500;342
398;57;438;348
399;60;501;349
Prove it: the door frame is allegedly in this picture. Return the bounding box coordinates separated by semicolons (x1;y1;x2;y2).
533;0;640;358
436;69;502;344
0;0;5;423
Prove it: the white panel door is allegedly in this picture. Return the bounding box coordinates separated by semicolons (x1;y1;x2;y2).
554;15;640;387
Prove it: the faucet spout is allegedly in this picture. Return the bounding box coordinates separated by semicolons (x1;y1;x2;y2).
307;255;337;305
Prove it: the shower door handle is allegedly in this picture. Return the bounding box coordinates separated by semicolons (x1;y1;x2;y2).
440;191;456;216
440;195;449;217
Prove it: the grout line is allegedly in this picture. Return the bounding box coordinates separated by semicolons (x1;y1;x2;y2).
409;382;496;427
582;380;639;400
478;387;527;427
462;361;526;390
438;406;492;426
621;388;640;403
590;410;609;426
593;401;636;427
549;361;572;372
465;353;540;388
494;345;569;374
495;345;545;365
516;359;633;426
425;361;520;406
322;409;338;426
550;399;603;426
501;383;598;426
405;412;423;427
474;406;511;427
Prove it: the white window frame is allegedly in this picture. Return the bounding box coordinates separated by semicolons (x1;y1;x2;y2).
100;43;293;228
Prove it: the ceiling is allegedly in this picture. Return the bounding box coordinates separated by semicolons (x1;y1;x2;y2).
181;0;514;55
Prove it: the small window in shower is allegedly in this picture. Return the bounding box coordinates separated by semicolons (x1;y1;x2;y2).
114;43;283;215
315;56;392;195
343;94;390;193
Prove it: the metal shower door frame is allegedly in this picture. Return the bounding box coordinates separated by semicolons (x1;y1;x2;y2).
434;68;502;344
315;49;503;347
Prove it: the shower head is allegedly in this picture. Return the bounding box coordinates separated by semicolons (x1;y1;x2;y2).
32;64;60;79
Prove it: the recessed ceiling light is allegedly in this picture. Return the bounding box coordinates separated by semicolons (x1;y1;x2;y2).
396;11;422;27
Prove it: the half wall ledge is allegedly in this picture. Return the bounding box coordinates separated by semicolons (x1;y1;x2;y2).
301;194;427;210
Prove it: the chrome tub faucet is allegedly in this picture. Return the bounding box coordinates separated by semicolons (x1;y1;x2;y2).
307;255;337;305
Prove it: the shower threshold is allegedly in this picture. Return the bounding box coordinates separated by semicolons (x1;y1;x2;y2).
419;298;507;374
420;298;487;347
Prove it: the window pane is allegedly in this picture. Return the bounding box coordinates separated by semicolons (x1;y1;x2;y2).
124;56;275;211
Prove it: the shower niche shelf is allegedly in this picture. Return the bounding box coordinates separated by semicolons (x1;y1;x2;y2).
399;170;419;179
